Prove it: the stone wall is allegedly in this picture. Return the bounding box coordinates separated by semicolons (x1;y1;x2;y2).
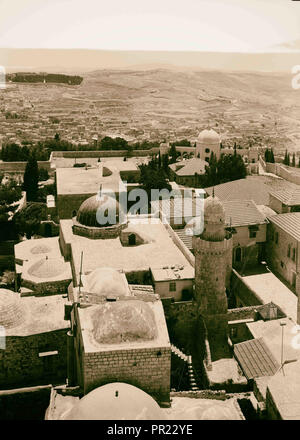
73;220;127;240
51;149;159;159
230;270;262;307
0;330;68;389
21;277;72;295
83;347;171;403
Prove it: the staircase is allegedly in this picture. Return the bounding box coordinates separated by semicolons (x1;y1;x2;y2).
170;344;199;391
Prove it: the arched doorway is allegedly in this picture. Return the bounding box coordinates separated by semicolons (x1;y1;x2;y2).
128;234;136;246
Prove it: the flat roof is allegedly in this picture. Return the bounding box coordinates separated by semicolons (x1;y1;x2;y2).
247;318;300;365
78;299;169;353
6;294;68;337
56;166;125;195
241;272;297;322
61;218;193;275
151;265;194;282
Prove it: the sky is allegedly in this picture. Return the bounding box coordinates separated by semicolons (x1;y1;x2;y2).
0;0;300;52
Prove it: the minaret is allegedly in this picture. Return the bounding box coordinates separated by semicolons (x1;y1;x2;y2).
192;195;232;359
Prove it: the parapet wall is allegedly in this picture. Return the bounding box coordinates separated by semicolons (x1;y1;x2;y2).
51;148;159;159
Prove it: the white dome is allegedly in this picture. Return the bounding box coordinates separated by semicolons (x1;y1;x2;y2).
63;382;165;420
85;267;129;297
198;129;220;143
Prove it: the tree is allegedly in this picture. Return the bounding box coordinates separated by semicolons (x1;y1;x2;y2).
203;152;247;187
283;149;290;166
0;177;22;240
292;153;296;167
14;202;47;239
169;145;178;164
23;154;39;201
162;154;169;177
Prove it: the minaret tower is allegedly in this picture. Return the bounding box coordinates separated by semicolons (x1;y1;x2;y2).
192;194;232;358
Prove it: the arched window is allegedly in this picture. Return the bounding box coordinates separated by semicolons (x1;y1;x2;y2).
205;148;210;153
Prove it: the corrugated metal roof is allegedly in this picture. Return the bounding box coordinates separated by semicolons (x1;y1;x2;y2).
269;212;300;241
222;200;267;227
234;337;280;380
175;229;193;250
205;176;298;206
270;188;300;206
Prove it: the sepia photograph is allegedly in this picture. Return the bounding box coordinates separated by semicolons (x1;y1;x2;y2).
0;0;300;427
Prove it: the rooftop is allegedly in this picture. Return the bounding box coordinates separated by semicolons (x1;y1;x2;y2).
61;218;193;275
222;200;268;227
270;187;300;206
169;158;207;176
234;337;280;380
241;272;297;322
56;166;125;195
151;265;194;282
5;294;68;337
78;298;169;353
205;176;298;206
268;212;300;242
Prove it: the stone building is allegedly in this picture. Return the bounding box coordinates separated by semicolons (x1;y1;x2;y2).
269;187;300;214
192;196;232;359
266;212;300;293
195;129;221;162
0;289;68;388
66;267;171;404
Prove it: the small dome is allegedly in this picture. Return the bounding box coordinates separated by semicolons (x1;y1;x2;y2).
30;244;52;255
64;382;165;420
198;129;220;143
91;300;157;344
0;289;25;329
28;257;66;279
85;267;129;297
76;193;122;228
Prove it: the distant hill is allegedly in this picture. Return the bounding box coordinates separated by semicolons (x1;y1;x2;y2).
6;72;83;85
1;48;300;73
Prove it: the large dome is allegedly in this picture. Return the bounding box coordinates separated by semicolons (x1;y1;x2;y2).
0;289;26;329
85;267;129;297
76;193;122;228
198;129;220;143
63;382;165;420
91;300;157;344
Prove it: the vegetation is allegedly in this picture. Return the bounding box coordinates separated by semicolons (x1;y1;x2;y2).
200;151;247;187
7;72;83;85
0;176;23;240
138;154;171;198
14;203;47;239
283;149;290;166
264;148;275;163
23;154;39;201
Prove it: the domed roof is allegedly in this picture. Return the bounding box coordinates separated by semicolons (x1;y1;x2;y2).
204;195;225;222
30;244;52;255
76;193;122;228
198;129;220;143
0;289;26;329
91;300;157;344
28;257;66;279
64;382;165;420
85;267;129;297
